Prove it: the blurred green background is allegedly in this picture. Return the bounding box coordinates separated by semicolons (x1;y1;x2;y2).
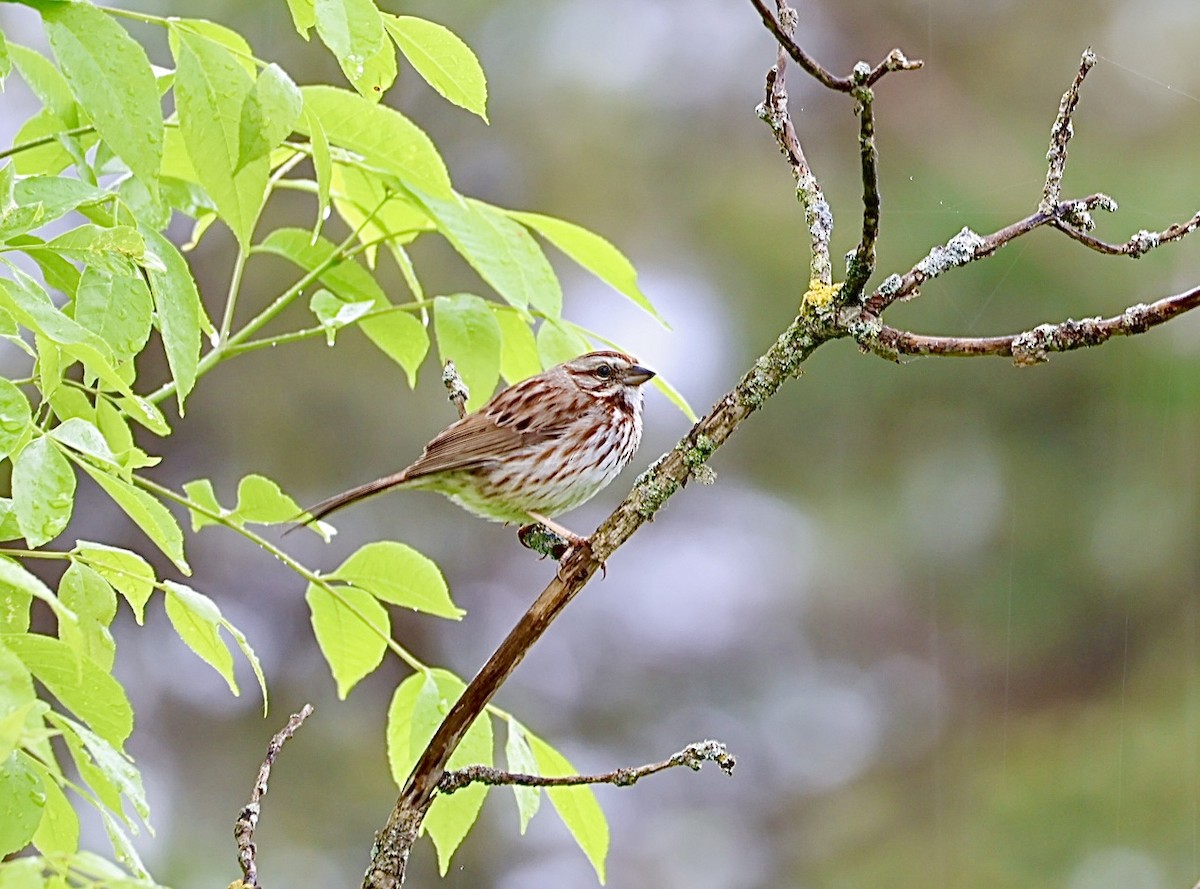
5;1;1200;887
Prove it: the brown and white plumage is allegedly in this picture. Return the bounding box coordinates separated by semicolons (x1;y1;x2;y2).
296;351;655;535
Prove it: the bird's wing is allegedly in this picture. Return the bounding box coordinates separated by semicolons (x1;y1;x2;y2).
401;376;580;480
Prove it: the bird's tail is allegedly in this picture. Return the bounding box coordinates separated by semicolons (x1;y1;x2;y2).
285;471;410;535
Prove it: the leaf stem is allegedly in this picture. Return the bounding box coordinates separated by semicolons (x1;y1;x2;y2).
0;126;97;162
131;473;426;674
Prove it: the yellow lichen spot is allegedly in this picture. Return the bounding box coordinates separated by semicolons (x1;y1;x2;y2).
802;281;841;310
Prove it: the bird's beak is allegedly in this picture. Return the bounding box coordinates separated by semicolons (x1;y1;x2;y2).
626;364;656;386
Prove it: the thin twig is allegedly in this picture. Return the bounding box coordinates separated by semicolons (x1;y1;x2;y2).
234;705;314;889
438;739;735;796
748;0;921;91
841;75;881;303
1053;210;1200;257
1040;49;1097;215
755;3;833;288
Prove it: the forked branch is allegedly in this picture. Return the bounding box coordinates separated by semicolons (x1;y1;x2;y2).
363;5;1200;887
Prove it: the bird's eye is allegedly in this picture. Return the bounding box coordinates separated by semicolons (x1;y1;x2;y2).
595;364;613;380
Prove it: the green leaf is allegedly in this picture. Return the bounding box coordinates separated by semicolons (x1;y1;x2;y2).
0;558;72;638
0;750;43;856
39;224;149;274
100;807;149;877
38;0;163;189
162;581;237;695
170;18;255;73
504;717;541;833
73;543;155;625
298;85;451;196
330;163;433;254
0;268;133;401
652;374;698;423
330;541;462;620
507;209;665;324
490;305;541;384
1;176;106;242
27;756;78;856
76;464;188;574
0;379;31;462
72;267;153;365
181;478;222;531
48;417;116;466
314;0;392;98
385;669;492;873
0;30;10;88
170;25;268;247
5;633;133;747
358;312;429;388
57;561;116;671
233;474;302;524
286;0;316;38
433;293;502;411
528;731;609;882
10;111;73;178
9;44;75;121
412;190;561;316
305;582;388;699
536;319;591;368
12;437;75;548
257;228;385;303
0;856;45;888
257;228;428;383
237;63;303;171
140;226;208;412
310;288;373;344
303;107;332;235
384;15;488;120
56;714;148;822
0;642;36;724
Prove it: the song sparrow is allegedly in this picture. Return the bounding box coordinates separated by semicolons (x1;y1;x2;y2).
295;350;656;548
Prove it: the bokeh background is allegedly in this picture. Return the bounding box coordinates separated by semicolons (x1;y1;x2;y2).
4;1;1200;887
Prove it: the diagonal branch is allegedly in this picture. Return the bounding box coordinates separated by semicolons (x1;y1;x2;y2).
234;704;314;889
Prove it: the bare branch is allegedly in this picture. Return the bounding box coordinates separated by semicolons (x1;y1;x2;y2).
755;9;833;286
867;284;1200;364
841;77;881;303
438;739;736;796
748;0;921;91
234;705;314;889
1041;49;1097;215
1054;210;1200;257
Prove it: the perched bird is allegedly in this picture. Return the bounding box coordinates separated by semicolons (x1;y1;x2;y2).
294;350;656;548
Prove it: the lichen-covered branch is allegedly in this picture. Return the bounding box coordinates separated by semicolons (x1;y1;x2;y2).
1041;49;1096;214
755;7;833;287
869;284;1200;364
234;705;313;889
438;739;735;795
841;75;881;303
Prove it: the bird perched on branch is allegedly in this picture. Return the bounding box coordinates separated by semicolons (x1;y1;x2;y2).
293;351;656;551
